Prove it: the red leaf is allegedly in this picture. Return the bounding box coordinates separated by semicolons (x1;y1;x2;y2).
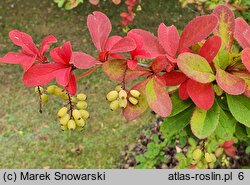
213;5;235;50
151;56;167;73
0;52;35;71
65;73;77;95
108;37;136;53
157;23;179;57
232;71;250;97
87;11;111;51
186;79;214;110
178;80;189;100
145;76;172;117
9;30;38;55
242;48;250;72
104;36;122;51
39;35;57;56
164;71;188;86
71;52;100;69
129;29;165;57
89;0;100;5
235;18;250;49
198;36;222;63
102;59;149;82
216;68;246;95
127;32;151;59
54;67;71;86
179;15;218;52
225;146;236;157
50;42;72;65
123;79;149;121
22;63;63;87
127;59;138;70
222;139;234;148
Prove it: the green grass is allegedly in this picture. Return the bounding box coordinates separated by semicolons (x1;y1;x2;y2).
0;0;196;168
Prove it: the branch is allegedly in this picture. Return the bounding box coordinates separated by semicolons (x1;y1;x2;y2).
76;65;101;81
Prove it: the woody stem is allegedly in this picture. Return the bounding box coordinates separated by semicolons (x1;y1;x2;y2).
67;93;74;119
38;86;43;114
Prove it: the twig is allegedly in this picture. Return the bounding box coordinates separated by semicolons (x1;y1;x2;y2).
76;65;100;81
67;93;74;118
38;86;43;114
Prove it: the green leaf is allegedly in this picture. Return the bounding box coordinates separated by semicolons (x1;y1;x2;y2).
177;53;215;83
246;146;250;154
169;92;192;117
246;127;250;138
213;47;231;70
190;103;220;139
235;123;248;141
54;0;66;8
215;109;236;140
160;106;194;136
152;134;159;143
216;95;229;111
135;155;146;163
227;94;250;127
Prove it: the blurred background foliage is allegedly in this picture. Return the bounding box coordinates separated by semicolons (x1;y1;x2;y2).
0;0;196;168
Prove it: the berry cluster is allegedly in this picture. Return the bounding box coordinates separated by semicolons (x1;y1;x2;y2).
176;138;227;169
106;85;141;111
35;85;89;131
34;86;49;106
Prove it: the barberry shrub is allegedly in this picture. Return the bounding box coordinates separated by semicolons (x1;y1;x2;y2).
0;4;250;165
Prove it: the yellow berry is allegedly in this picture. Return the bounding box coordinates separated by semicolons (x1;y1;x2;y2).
67;120;76;130
205;153;213;163
119;89;127;99
77;93;87;101
72;109;81;120
60;92;69;100
110;100;119;111
136;5;142;11
35;86;43;93
210;153;216;163
46;85;57;94
57;107;68;118
106;90;118;101
59;114;70;125
128;97;138;105
197;161;204;169
76;126;84;131
41;94;48;104
75;118;86;127
192;149;202;161
71;96;77;103
115;85;122;92
79;110;90;119
76;101;88;110
61;124;68;131
119;98;128;108
130;89;140;98
209;162;215;169
54;87;64;96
